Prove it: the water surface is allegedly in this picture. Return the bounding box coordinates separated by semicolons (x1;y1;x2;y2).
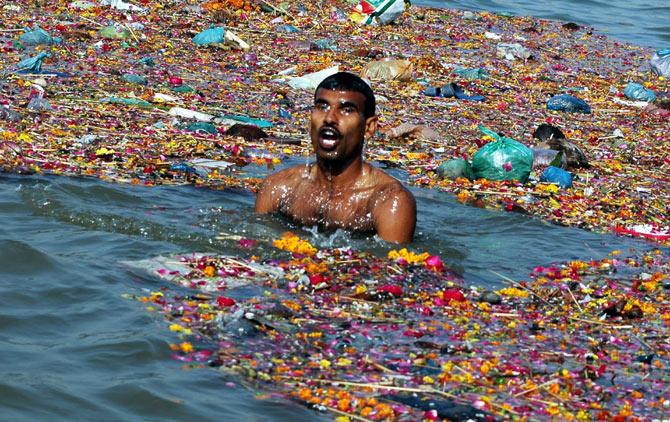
0;171;654;420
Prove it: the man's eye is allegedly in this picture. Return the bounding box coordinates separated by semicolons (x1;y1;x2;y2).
341;106;355;114
314;103;329;112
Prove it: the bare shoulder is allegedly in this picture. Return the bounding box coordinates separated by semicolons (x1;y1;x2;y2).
367;165;416;243
255;165;306;213
262;165;305;188
367;165;414;202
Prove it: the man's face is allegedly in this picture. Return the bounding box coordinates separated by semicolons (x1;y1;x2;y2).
310;88;377;164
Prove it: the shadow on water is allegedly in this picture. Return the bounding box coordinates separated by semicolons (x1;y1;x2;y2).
0;171;662;421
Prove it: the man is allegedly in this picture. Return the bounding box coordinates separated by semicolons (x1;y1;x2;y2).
255;72;416;243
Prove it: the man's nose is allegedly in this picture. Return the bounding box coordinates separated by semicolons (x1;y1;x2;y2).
324;106;338;124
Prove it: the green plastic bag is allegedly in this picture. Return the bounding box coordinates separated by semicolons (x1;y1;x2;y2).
471;125;533;183
436;158;474;180
99;25;130;40
100;97;152;107
122;74;148;85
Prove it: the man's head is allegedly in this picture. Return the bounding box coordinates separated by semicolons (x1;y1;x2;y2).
311;72;378;166
316;72;376;119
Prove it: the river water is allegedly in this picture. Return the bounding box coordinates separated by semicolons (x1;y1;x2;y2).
1;1;668;421
419;0;670;48
0;167;654;421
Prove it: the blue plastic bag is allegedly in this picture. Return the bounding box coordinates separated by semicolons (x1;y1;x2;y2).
19;27;61;45
423;83;485;101
193;26;225;45
17;52;50;73
547;94;591;113
650;49;670;78
623;83;656;102
276;24;300;33
540;166;573;188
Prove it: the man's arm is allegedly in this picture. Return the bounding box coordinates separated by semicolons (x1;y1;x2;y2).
372;186;416;243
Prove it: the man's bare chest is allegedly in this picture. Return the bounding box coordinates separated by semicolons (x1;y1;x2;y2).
280;184;375;231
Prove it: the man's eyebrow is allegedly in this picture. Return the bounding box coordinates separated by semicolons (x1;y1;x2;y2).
338;100;359;110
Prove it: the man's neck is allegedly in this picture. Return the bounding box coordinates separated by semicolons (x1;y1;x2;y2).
315;155;365;188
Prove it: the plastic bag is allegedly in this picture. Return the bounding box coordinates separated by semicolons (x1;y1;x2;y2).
100;97;152;107
532;148;566;169
546;94;591;113
193;26;225;45
287;65;340;90
496;43;531;60
276;24;300;33
19;27;61;45
193;26;249;50
184;122;218;134
650;49;670;77
623;82;656;102
351;0;406;25
122;74;147;85
17;52;50;73
540;166;573;188
168;107;214;122
423;83;485;101
436;159;474;180
453;67;489;80
471;126;533;183
98;25;130;39
100;0;146;12
361;59;413;82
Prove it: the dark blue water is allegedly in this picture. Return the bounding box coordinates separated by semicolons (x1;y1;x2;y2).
419;0;670;48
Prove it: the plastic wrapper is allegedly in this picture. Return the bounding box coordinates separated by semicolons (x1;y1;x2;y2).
471;126;533;183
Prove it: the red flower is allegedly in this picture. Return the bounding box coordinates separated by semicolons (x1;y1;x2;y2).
424;255;445;272
377;284;403;297
308;274;326;286
217;296;236;307
442;288;466;302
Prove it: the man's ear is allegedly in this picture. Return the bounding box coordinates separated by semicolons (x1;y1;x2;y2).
364;116;378;139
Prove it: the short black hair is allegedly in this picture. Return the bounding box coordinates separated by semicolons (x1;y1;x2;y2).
315;72;376;119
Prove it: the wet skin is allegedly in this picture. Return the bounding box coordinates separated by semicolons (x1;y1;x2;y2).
255;88;416;243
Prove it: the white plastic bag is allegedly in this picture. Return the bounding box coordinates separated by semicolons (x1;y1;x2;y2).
351;0;405;25
287;65;340;90
650;49;670;77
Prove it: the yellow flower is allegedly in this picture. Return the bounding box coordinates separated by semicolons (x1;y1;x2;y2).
387;248;430;264
497;287;529;298
203;265;217;277
273;233;317;256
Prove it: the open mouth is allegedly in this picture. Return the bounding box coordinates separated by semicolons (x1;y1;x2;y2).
318;126;340;150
